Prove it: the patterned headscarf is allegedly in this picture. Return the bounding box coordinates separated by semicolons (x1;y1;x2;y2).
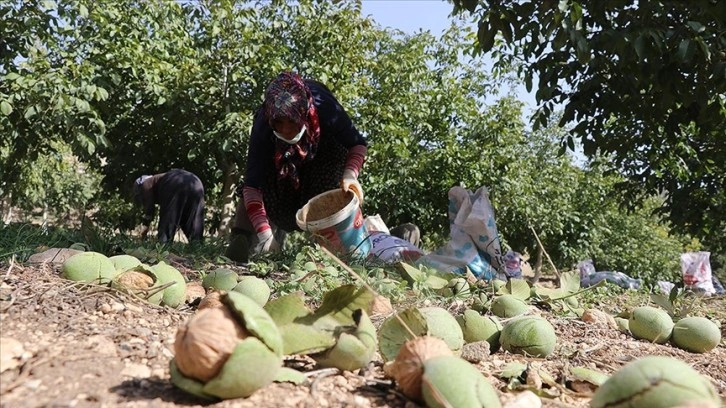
264;72;321;189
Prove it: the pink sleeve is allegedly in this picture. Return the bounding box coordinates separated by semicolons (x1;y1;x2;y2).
344;144;367;177
242;186;271;233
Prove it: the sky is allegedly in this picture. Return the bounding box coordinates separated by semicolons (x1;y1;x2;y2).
359;0;537;111
360;0;454;36
358;1;589;164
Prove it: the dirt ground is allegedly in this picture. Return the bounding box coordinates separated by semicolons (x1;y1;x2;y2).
1;253;724;408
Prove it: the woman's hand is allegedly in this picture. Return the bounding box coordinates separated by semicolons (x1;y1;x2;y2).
341;169;363;205
254;229;280;254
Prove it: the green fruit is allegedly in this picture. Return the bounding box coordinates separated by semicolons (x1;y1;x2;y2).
628;306;673;344
172;291;284;400
471;292;489;313
109;254;142;272
491;279;506;292
152;261;187;308
500;316;557;357
671;316;721;353
421;356;501;408
312;309;377;371
440;278;470;297
591;356;721;408
456;310;502;353
490;294;529;318
202;337;282;399
232;276;271;307
202;268;238;291
169;359;217;401
378;307;464;361
223;291;284;357
61;251;118;284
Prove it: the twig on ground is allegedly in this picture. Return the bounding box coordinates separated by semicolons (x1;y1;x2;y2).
304;367;340;378
4;255;18;280
529;225;561;279
1;355;53;395
320;246;418;339
0;292;15;313
308;367;340;398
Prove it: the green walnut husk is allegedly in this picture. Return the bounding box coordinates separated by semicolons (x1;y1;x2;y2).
490;279;506;292
500;316;557;357
202;268;238;291
232;276;271;307
456;310;502;353
109;254;142;272
490;294;529;318
591;356;721;408
169;359;217;401
265;285;377;359
671;316;721;353
61;251;118;284
421;356;501;408
311;309;377;371
439;277;471;297
471;292;489;313
152;261;187;308
379;307;464;361
628;306;673;344
614;317;630;334
171;291;283;400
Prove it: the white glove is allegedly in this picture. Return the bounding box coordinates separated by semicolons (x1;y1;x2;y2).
341;169;364;205
254;229;280;254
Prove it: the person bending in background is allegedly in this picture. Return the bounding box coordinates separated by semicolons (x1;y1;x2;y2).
134;169;205;243
225;71;366;262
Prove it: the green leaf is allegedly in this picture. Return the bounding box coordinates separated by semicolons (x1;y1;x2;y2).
24;105;37;119
559;271;580;293
686;21;705;33
397;262;423;284
305;285;375;330
0;100;12;116
461;0;478;13
501;278;531;300
424;274;449;290
676;39;691;62
569;366;609;386
5;73;20;81
634;35;646;60
274;367;306;385
500;362;527;379
96;87;109;100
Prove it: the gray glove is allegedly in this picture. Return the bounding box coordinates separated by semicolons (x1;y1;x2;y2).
253;229;280;254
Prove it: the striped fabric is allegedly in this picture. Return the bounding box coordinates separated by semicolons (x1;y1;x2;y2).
345;144;367;177
242;186;270;233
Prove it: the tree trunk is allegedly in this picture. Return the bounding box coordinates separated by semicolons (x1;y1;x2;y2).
531;245;544;284
2;194;12;224
217;163;238;238
42;203;49;227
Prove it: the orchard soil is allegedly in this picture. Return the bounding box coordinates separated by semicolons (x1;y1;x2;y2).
1;254;725;408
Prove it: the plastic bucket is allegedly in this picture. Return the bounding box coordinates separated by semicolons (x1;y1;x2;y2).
295;189;371;258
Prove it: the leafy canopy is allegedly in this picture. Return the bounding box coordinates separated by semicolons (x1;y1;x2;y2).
451;0;726;253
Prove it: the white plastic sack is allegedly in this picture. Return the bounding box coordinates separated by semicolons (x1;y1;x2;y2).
364;214;390;234
680;251;715;296
367;231;425;263
415;186;505;280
